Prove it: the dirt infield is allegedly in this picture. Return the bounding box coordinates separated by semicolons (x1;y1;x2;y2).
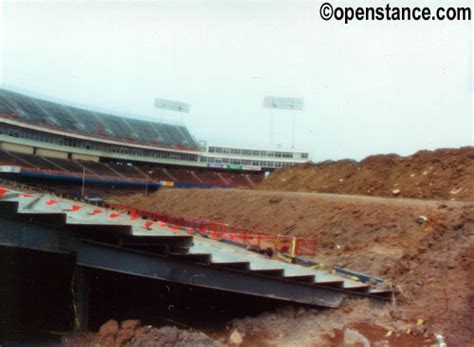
257;146;474;201
117;188;474;344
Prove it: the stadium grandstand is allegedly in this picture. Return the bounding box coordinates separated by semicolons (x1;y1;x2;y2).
0;88;310;195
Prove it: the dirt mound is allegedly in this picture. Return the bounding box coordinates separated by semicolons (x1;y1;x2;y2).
227;300;438;346
63;303;441;347
63;320;222;347
117;189;474;343
385;203;474;345
257;147;474;201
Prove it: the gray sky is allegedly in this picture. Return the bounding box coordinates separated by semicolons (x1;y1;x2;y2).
0;0;472;161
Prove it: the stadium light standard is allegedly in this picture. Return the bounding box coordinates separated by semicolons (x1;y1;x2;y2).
263;96;304;148
292;108;296;148
270;108;274;146
154;99;190;124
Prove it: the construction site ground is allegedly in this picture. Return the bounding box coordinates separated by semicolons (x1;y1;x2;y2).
107;187;474;346
36;147;472;346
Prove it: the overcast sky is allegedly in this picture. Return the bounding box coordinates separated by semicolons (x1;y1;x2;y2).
0;1;472;161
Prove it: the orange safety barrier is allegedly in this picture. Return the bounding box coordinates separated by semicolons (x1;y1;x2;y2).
104;202;317;257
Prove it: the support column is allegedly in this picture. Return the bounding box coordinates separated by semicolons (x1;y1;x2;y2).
73;266;90;333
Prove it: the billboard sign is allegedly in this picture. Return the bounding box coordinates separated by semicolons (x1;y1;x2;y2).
226;164;243;170
207;163;225;169
242;165;261;171
160;180;175;187
0;165;21;173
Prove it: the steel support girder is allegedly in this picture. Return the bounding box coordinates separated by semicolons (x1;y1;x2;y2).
0;218;76;255
0;216;345;308
76;240;345;308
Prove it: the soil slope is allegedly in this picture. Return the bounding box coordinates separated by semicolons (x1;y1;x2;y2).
117;188;474;344
257;147;474;201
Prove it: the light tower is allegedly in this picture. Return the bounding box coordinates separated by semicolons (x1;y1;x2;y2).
263;96;304;148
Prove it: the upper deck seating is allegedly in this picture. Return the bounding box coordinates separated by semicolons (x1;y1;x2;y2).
0;88;198;149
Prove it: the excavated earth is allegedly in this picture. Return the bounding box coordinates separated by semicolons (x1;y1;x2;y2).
257;146;474;201
113;188;474;346
66;147;474;346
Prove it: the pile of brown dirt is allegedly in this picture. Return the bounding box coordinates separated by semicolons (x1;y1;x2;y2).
384;203;474;345
227;299;438;346
257;146;474;201
117;189;474;344
63;302;439;347
63;320;222;347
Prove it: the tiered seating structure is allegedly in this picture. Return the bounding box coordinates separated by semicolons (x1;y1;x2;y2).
164;168;198;184
0;150;34;167
192;170;226;186
0;150;262;187
45;158;85;173
223;172;252;186
0;89;198;150
77;161;120;177
106;162;146;179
